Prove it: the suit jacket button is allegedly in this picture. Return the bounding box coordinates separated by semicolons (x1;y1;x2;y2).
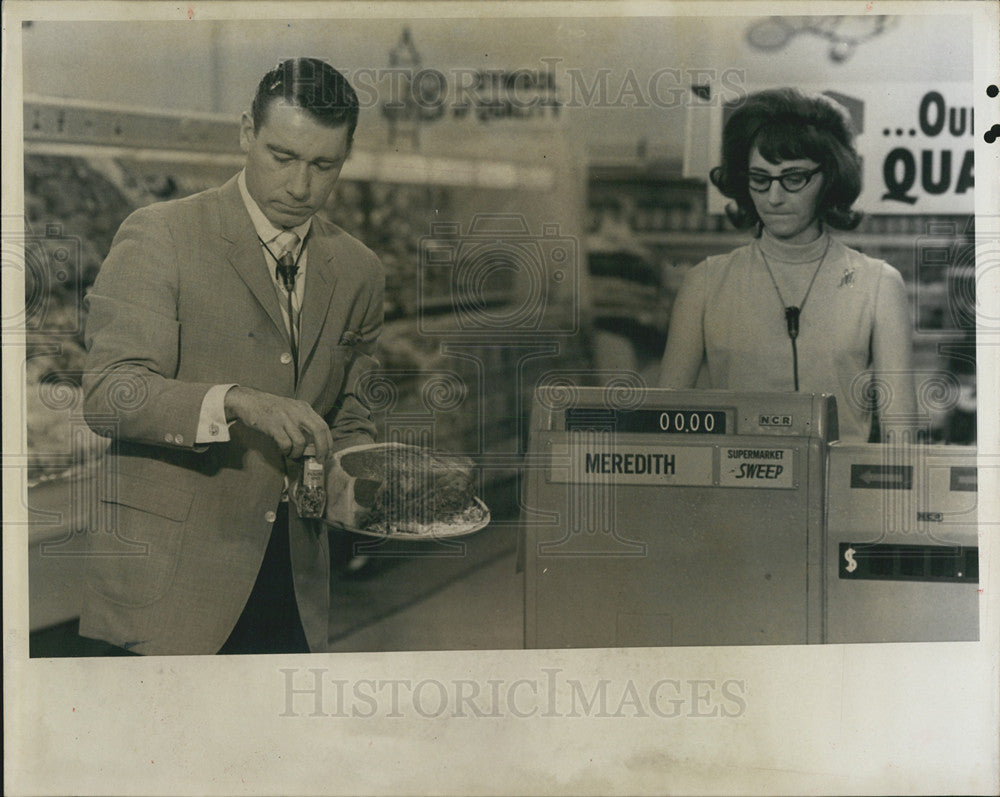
164;433;174;443
265;510;277;523
175;434;184;444
280;352;293;364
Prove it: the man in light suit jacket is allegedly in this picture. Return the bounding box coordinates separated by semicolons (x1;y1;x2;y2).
79;58;384;655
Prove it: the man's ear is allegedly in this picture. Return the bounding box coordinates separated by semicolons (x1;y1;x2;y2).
238;112;255;154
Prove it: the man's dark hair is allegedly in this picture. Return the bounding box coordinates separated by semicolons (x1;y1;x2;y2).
710;87;863;233
251;58;360;149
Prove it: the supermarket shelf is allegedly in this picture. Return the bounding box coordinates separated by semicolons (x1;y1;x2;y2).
24;142;555;193
24;95;555;191
24;140;245;168
417;290;517;316
635;231;956;250
347;150;554;191
24;94;238;153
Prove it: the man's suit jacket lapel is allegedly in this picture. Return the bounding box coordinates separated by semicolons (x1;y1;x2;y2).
213;176;340;385
298;227;339;375
215;177;288;341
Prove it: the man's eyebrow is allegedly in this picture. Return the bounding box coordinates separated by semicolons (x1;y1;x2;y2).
266;144;342;165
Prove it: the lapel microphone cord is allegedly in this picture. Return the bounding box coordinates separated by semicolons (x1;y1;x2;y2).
258;227;313;387
760;235;831;392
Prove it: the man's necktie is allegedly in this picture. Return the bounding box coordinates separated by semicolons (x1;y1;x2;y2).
273;230;301;383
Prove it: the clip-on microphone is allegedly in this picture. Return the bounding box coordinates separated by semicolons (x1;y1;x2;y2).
784;306;800;340
276;261;298;293
784;306;801;390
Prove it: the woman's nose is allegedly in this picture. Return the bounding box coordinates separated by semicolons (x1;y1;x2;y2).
766;181;787;204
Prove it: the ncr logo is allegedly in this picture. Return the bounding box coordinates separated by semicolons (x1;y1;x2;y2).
759;415;793;427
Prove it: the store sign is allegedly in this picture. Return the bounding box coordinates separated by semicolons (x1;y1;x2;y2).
704;83;974;215
377;64;561;124
377;29;560;132
858;84;974;214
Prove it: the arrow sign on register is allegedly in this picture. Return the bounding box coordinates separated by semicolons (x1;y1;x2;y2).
850;464;913;490
949;467;977;492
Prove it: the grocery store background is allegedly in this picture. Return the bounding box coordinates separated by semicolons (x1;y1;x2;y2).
19;13;979;654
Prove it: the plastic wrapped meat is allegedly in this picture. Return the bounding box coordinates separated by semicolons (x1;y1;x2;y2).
324;443;490;538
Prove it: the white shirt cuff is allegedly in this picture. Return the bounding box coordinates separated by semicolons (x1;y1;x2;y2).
195;383;237;443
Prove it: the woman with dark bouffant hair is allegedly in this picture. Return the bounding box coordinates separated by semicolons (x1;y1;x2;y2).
659;87;916;441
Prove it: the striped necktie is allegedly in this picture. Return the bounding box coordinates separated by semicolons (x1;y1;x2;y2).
272;230;301;381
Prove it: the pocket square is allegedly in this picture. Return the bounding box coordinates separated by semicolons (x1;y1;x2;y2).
339;331;362;346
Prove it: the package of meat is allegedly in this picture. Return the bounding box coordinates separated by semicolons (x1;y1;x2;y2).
323;443;491;538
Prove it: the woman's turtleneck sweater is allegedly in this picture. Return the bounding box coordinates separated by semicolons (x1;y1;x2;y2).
670;228;907;441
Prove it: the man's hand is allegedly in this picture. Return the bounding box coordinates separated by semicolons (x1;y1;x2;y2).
224;386;333;460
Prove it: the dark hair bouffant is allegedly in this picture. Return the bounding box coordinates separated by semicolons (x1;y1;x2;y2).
251;58;360;150
711;88;863;233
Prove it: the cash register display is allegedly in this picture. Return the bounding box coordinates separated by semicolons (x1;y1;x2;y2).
564;408;728;435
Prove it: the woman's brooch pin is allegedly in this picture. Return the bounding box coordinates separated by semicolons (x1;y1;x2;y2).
839;267;856;288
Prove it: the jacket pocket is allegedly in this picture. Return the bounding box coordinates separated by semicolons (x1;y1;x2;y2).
87;472;193;608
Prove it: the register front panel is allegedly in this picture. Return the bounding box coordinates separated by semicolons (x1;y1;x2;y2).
522;388;837;648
